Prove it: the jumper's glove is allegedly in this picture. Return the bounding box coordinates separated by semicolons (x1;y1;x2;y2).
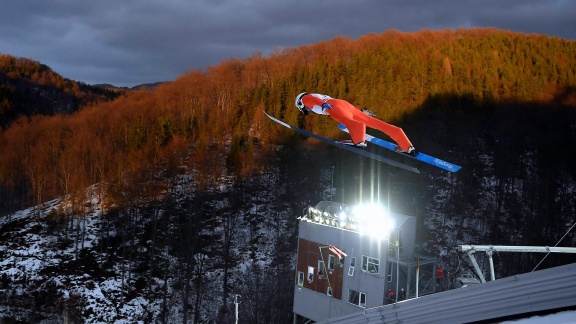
361;109;376;117
321;103;333;111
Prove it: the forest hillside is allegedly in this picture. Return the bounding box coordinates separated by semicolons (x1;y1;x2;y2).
1;28;575;216
0;54;122;130
1;28;576;322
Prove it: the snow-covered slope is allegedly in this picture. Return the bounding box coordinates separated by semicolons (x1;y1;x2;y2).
0;164;309;323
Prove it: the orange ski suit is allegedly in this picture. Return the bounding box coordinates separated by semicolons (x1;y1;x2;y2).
301;93;414;151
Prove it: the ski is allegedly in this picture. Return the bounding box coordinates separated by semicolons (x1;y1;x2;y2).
264;111;420;173
338;124;461;173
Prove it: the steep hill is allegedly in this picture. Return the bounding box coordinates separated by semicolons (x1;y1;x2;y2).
0;54;123;129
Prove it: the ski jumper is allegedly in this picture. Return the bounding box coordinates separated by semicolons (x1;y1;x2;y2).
301;93;414;152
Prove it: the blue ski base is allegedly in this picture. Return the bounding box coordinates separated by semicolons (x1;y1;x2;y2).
338;124;461;173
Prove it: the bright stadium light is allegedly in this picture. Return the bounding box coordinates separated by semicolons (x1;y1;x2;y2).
353;204;394;240
338;211;347;227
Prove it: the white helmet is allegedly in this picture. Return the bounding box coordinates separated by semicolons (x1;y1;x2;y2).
295;92;308;114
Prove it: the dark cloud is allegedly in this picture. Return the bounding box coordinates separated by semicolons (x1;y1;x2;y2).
1;0;574;87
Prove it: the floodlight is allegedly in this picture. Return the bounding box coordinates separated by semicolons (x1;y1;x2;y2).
353;204;395;240
338;211;347;227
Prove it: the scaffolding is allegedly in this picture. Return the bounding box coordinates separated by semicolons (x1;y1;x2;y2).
457;245;576;282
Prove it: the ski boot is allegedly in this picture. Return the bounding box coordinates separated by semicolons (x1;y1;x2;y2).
339;139;367;148
395;145;418;156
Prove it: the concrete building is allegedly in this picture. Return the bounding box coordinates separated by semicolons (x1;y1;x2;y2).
293;201;438;323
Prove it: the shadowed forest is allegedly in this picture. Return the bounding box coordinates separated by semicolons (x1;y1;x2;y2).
1;28;576;322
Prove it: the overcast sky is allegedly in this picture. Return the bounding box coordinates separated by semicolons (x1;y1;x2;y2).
1;0;575;88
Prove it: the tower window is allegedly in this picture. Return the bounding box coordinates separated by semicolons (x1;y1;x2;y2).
318;260;325;277
348;257;356;276
298;271;304;286
308;266;314;282
328;255;335;270
361;256;380;274
348;289;366;308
